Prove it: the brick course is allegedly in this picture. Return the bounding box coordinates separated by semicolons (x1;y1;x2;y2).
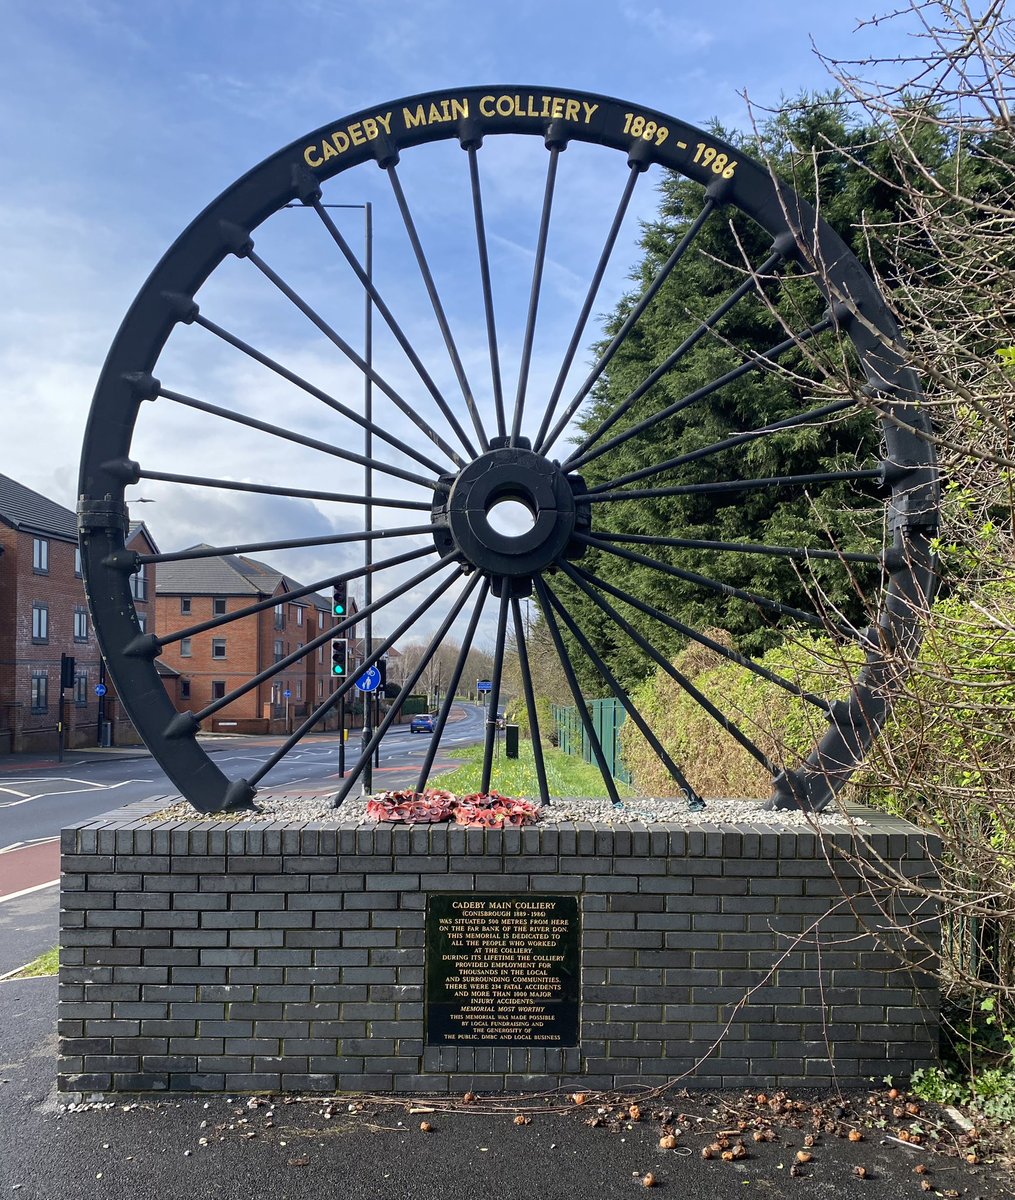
59;801;939;1095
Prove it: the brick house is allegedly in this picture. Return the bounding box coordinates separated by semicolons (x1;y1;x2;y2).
0;474;161;752
155;549;364;734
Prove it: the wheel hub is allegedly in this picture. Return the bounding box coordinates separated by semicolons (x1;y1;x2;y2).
432;437;590;580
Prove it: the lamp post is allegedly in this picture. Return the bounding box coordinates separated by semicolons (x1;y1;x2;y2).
285;200;373;788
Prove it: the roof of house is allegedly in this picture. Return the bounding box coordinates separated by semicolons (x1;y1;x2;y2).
155;549;266;596
156;549;355;614
0;473;77;541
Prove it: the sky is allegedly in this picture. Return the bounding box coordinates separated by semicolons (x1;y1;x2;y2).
0;0;924;654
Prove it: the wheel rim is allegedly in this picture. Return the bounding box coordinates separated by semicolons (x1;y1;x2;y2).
78;86;939;814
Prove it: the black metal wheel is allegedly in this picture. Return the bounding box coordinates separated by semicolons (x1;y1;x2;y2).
78;87;938;814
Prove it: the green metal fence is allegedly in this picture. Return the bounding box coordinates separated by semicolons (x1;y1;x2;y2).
552;698;632;785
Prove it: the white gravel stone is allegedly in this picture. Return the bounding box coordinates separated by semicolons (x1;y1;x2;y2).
147;791;864;827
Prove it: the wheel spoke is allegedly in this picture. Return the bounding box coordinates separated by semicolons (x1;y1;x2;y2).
467;146;506;439
157;386;435;491
182;554;457;727
238;244;468;468
533;164;642;452
561;561;831;711
332;573;484;805
155;545;437;648
595;530;881;566
587;397;857;494
565;244;787;463
558;565;774;772
480;589;512;795
305;196;484;468
136;523;436;566
580;532;846;633
245;567;466;789
386;163;488;454
533;576;623;806
586;467;883;505
413;580;492;794
535;192;718;456
566;314;834;472
542;580;701;805
510;596;550;806
192;315;448;475
510;145;562;444
133;468;433;510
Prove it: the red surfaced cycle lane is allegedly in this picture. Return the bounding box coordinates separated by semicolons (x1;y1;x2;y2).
0;840;61;902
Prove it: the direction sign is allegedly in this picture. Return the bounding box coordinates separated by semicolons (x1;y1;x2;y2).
94;683;107;697
284;689;292;699
356;665;382;693
477;679;492;694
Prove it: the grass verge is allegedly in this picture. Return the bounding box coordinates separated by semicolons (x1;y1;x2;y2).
431;740;633;800
7;947;59;979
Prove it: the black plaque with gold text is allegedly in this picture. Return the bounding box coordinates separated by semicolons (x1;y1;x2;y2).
425;895;580;1046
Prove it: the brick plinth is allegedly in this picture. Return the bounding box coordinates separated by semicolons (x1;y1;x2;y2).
58;802;939;1095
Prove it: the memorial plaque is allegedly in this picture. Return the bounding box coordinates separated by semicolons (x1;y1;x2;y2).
425;894;580;1046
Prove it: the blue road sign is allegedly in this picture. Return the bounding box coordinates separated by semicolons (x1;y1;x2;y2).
94;683;107;697
284;689;292;698
477;679;492;693
356;665;382;693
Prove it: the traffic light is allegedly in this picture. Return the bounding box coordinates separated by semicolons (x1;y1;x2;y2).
60;654;76;690
331;637;348;677
377;656;387;689
332;580;348;618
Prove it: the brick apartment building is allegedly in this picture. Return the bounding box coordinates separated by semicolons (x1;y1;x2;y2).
155;550;368;735
0;474;160;752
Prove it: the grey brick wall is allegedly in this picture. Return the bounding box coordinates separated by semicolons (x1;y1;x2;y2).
58;802;939;1094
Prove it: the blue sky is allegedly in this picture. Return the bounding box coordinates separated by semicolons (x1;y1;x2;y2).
1;0;920;646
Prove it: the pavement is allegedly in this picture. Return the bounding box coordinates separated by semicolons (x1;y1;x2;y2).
0;975;1009;1200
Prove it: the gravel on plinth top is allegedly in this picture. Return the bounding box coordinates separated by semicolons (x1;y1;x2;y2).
145;791;867;827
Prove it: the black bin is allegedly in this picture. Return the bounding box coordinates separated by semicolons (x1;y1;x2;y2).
504;723;519;759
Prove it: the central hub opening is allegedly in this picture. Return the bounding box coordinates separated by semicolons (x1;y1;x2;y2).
485;496;538;538
431;437;591;581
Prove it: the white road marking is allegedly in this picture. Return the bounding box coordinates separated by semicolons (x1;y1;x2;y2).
0;778;153;809
0;836;59;854
0;879;60;907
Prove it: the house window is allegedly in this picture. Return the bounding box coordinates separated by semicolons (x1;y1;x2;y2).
318;679;323;698
180;679;191;701
274;639;284;663
74;672;88;706
212;681;226;700
212;638;227;659
74;547;82;577
180;597;192;615
33;538;49;573
31;671;48;713
213;597;227;616
137;613;147;633
274;603;285;630
296;606;304;627
130;565;148;602
318;645;324;664
74;607;88;641
180;637;192;658
32;603;48;643
296;680;303;701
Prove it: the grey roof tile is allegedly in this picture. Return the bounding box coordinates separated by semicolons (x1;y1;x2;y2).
0;473;77;541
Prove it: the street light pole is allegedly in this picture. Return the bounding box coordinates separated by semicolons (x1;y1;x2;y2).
362;202;375;794
288;201;374;789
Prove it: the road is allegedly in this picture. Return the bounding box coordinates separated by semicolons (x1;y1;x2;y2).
0;702;487;975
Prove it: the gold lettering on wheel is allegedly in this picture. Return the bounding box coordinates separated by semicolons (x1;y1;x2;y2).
302;110;394;168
